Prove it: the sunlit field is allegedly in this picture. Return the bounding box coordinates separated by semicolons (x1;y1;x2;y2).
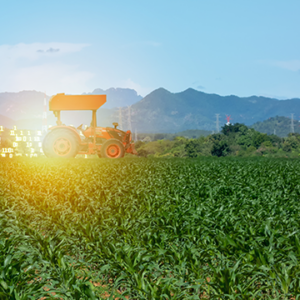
1;157;300;299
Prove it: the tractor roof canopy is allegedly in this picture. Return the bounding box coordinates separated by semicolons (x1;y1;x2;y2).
49;93;106;111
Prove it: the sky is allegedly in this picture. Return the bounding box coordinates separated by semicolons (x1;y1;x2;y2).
1;0;300;99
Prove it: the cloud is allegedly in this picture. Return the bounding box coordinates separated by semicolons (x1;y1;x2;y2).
46;48;60;53
0;42;93;95
272;60;300;71
37;48;60;53
0;42;89;61
192;81;205;90
260;60;300;72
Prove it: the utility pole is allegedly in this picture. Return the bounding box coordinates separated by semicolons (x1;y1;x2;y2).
215;114;220;133
274;128;276;135
119;107;123;130
135;128;137;141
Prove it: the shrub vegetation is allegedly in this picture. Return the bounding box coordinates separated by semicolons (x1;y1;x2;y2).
135;123;299;158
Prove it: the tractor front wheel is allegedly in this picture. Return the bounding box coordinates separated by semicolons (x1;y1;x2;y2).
100;139;125;159
42;129;79;158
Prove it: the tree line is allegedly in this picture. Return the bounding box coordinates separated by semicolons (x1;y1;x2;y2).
135;123;300;158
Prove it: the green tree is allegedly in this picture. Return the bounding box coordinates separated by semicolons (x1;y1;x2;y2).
221;123;248;136
209;133;223;141
282;141;292;152
261;141;273;148
285;135;300;149
185;139;201;158
134;140;145;150
211;140;230;157
173;136;187;147
269;134;283;147
252;132;270;148
137;148;149;157
153;133;165;141
236;134;252;147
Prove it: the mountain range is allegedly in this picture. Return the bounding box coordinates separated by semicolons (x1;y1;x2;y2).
86;88;142;108
130;88;300;133
0;87;300;133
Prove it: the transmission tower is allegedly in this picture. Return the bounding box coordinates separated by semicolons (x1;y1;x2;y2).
215;114;220;133
118;107;123;130
119;106;134;133
291;113;295;133
42;92;47;133
226;115;231;125
128;106;132;132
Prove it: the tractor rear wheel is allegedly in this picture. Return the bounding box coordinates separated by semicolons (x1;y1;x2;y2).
42;129;79;158
100;139;125;159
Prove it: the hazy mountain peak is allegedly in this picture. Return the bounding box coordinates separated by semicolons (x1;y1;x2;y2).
91;88;105;94
182;88;198;93
88;87;142;108
151;87;171;94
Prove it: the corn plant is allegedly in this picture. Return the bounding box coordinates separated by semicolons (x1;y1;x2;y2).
1;156;300;298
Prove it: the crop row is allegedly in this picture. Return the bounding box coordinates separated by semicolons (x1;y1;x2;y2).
1;157;300;299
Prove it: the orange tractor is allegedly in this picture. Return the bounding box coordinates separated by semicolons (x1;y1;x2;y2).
42;93;137;158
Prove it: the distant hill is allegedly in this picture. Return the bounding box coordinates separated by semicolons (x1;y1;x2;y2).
251;116;300;137
129;88;300;133
0;88;142;129
0;115;58;131
0;91;50;121
87;88;142;108
0;114;15;128
1;87;300;133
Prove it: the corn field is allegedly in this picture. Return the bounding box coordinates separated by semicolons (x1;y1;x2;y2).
1;157;300;299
